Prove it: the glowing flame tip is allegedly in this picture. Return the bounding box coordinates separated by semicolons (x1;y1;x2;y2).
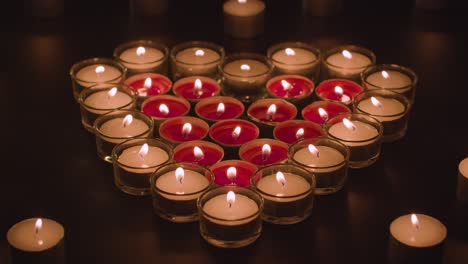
227;191;236;207
108;87;118;98
285;48;296;56
308;144;320;158
175;167;184;184
227;166;237;181
342;50;352;59
138;143;149;158
343;118;356;132
136;46;146;56
240;64;250;71
159;104;169;115
122;114;133;128
296;128;305;139
276;171;286;187
382;70;390;79
193;146;204;161
95;65;105;74
371;96;383;108
195;49;205;56
232;126;241;140
318;107;329;121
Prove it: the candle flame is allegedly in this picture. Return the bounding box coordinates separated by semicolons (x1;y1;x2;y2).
182;123;192;139
122;114;133;128
281;80;292;91
240;64;250;71
194;79;202;89
342;50;352;59
227;166;237;181
276;171;286;187
381;70;390;79
138;143;149;158
334;86;344;96
318;107;329;121
308;144;320;158
95;65;105;74
35;218;43;234
195;49;205;56
216;102;225;116
262;144;271;161
144;77;152;89
285;48;296;56
411;214;420;230
193;146;204;161
267;104;277;120
371;96;383;108
227;191;236;208
107;87;118;98
296;128;304;139
175;167;184;184
343;118;356;132
232;126;241;140
136;46;146;56
159;104;169;116
194;78;203;97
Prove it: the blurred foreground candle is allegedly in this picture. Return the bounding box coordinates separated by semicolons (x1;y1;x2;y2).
170;41;225;80
247;98;297;137
252;164;315;224
114;40;169;76
7;218;65;264
173;140;224;167
223;0;265;39
388;213;447;263
210;160;258;186
151;162;213;222
112;138;172;196
239;138;289;167
124;73;172;107
141;95;190;136
195;96;245;124
266;75;315;107
301;100;350;125
273;120;325;145
457;158;468;204
315;79;364;106
323;45;375;82
198;186;263;248
159;116;209;145
173;76;221;105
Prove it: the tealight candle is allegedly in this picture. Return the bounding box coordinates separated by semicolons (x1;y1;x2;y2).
247;98;297;137
151;162;213;222
266;75;315;107
267;42;321;81
70;57;126;100
273;120;325;145
361;64;418;103
210;160;258;187
170;41;225;80
456;158;468;203
173;140;224;167
124;73;172;107
315;79;364;106
114;40;169;76
159;116;209;145
388;213;447;263
198;186;263;248
325;113;383;168
301;100;350;125
112;138;172;196
354;89;411;142
239;138;289;167
323;45;376;81
172;76;221;105
223;0;265;39
195;96;245;124
94;110;154;162
289;137;349;195
78;84;136;132
252;164;315;224
7;218;65;263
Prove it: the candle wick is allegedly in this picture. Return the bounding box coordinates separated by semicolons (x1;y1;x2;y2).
262;153;268;161
179;178;183;184
229;202;232;208
281;182;285;188
316;152;320;159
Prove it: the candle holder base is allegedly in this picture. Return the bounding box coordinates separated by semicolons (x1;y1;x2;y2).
115;181;151;196
200;230;261;248
349;152;380;169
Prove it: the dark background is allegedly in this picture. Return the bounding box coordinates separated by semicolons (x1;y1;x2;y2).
1;0;468;263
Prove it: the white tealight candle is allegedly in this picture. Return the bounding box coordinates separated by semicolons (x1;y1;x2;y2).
203;192;259;225
155;169;210;200
76;64;122;87
256;172;310;202
293;146;345;173
223;59;269;77
271;47;317;72
83;89;133;114
457;158;468;203
366;70;412;91
100;117;149;139
326;49;372;78
118;144;169;173
328;119;379;146
357;96;406;122
119;46;165;70
175;48;221;65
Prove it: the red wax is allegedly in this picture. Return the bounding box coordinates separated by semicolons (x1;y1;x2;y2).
159;117;209;143
209;119;259;146
247;98;297;123
125;73;172;96
239;139;289;166
266;75;315;98
273;120;325;144
195;96;244;121
210;160;258;187
173;76;221;100
302;101;351;125
315;79;363;104
173;140;224;167
141;95;190;118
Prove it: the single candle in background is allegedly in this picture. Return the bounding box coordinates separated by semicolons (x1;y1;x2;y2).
173;140;224;167
114;40;168;75
388;213;447;263
223;0;265;39
7;218;65;263
457;158;468;204
323;45;375;82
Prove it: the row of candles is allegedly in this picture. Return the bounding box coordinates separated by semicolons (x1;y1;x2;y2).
6;38;467;264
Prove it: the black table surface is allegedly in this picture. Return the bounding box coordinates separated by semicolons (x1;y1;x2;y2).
1;0;468;263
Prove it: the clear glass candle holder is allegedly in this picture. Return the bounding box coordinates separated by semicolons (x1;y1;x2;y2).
267;41;321;82
112;138;172;196
150;162;213;223
252;164;316;224
198;185;263;248
220;52;273;104
78;83;136;133
170;41;225;80
289;137;350;195
93;110;154;163
353;89;411;142
361;64;418;103
324;113;383;168
323;45;376;82
114;40;169;76
70;57;126;101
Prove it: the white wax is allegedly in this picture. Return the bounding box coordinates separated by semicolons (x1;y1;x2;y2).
223;0;265;17
118;145;169;173
203;194;259;225
175;48;220;65
390;214;447;247
223;59;269;77
256;173;310;202
460;158;468;179
293;146;345;172
7;218;64;252
366;70;412;90
83;90;133;114
76;64;121;87
328;120;379;145
119;47;164;70
271;48;317;71
357;97;405;122
155;170;210;200
326;51;371;76
99;118;149;141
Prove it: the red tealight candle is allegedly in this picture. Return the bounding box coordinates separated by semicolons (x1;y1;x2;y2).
239;138;289;167
195;96;244;124
159;116;209;144
141;95;190;119
173;76;221;103
302;100;351;125
273;120;325;144
125;73;172;97
315;79;363;105
266;75;315;102
210;160;258;187
209;119;260;147
247;98;297;123
173;140;224;167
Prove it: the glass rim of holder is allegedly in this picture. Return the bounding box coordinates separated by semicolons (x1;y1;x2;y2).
170;40;225;66
323;45;376;70
219;52;274;79
353;89;411;119
247;98;297;126
324;112;383;143
113;39;169;68
79;83;137;112
93;109;154;140
360;63;418;92
267;41;322;67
